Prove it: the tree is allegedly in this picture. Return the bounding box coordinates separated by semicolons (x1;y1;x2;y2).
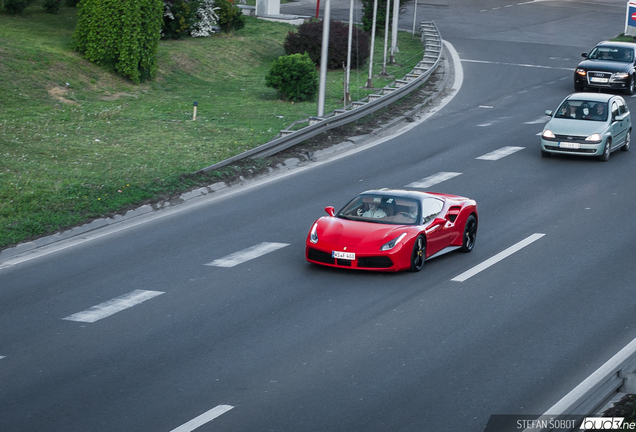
73;0;164;84
360;0;408;35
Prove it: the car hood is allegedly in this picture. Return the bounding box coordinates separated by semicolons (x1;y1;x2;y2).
577;59;632;73
545;117;606;136
316;217;410;248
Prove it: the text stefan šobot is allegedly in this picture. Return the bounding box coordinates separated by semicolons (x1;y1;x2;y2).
516;417;636;430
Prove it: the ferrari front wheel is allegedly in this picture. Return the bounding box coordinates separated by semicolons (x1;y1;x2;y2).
409;235;426;272
460;215;477;253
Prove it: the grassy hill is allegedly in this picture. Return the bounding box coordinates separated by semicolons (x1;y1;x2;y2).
0;4;426;249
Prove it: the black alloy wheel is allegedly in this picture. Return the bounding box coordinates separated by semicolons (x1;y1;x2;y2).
409;235;426;272
460;215;477;253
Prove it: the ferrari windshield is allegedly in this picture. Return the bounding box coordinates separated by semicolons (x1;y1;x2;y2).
554;99;608;122
588;46;634;62
338;194;422;225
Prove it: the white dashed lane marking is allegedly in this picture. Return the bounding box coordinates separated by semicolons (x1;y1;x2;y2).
63;289;164;323
452;233;545;282
206;242;289;268
476;146;524;160
169;405;234;432
406;172;462;189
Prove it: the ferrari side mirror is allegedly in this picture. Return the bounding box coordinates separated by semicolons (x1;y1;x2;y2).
325;206;335;217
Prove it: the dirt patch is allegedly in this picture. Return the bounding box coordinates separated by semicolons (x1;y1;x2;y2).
47;85;78;105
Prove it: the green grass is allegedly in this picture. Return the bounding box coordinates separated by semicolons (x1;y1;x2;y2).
0;4;426;249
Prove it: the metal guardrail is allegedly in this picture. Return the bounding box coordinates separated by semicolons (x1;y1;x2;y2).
194;21;443;174
526;337;636;432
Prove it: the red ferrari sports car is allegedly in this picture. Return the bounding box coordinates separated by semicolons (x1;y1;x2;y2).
305;189;478;272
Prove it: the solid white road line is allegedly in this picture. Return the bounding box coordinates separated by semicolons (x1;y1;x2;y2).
63;289;164;323
0;356;5;360
206;242;289;268
406;172;462;189
476;146;524;160
169;405;234;432
462;59;572;71
452;233;545;282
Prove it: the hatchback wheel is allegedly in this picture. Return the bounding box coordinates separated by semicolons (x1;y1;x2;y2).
621;129;631;152
628;76;636;95
599;139;611;161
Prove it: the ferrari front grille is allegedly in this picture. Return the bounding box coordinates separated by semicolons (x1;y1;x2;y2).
307;248;334;264
357;256;393;268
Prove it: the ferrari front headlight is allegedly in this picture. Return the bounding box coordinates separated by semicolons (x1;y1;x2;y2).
381;233;407;251
310;222;319;244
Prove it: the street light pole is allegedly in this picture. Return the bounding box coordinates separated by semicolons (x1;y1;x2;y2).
390;0;399;63
365;0;379;87
381;0;390;75
317;0;331;117
345;0;354;103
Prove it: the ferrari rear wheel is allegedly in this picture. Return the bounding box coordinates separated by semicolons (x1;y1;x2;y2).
409;235;426;272
460;215;477;253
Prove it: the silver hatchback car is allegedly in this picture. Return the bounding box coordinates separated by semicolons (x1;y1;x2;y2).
540;93;631;161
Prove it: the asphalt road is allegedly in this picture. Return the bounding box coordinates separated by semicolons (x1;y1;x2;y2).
2;1;636;431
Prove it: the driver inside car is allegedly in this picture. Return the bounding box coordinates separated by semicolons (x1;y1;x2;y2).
358;201;387;218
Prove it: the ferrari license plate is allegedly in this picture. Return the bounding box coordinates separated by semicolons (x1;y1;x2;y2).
590;77;608;83
559;142;580;149
332;251;355;260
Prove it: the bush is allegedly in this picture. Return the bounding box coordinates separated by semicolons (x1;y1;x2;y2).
64;0;79;7
162;0;201;39
3;0;33;14
73;0;163;83
43;0;61;13
265;53;318;102
284;20;370;70
214;0;243;33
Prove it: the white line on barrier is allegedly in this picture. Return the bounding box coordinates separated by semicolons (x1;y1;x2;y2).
452;233;545;282
169;405;234;432
476;146;524;160
406;172;462;189
206;242;289;268
63;289;164;323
